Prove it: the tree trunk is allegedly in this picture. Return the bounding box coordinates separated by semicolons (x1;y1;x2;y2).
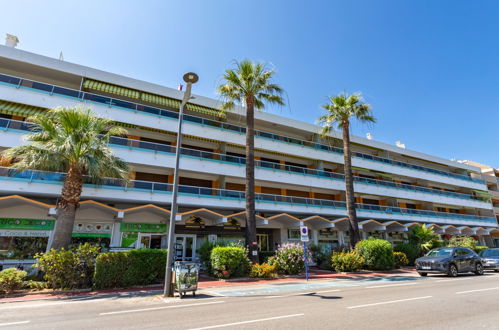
245;95;258;263
51;164;83;249
342;121;361;249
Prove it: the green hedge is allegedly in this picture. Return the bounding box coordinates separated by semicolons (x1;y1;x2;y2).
331;251;364;272
210;246;250;279
94;249;167;289
355;238;394;270
393;243;418;265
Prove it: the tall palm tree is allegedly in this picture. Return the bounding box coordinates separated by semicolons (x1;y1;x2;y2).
2;107;129;249
217;60;284;263
318;93;375;248
409;224;438;256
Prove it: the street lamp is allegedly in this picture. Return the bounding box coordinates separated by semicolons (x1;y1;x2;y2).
164;72;199;297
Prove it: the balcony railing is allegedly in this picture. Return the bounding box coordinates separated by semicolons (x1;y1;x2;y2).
0;72;484;184
0;117;490;203
0;166;495;224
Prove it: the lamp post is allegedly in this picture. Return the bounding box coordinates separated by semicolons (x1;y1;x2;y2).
164;72;199;297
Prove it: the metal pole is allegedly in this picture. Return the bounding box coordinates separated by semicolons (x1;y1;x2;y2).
164;73;198;297
303;241;309;281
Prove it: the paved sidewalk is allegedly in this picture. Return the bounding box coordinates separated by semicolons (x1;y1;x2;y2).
0;267;416;303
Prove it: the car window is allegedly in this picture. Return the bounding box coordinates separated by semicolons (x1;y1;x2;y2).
480;249;499;257
427;248;453;257
456;248;471;256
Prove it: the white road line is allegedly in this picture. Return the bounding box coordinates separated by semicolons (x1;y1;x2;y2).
434;278;474;283
0;298;111;310
264;292;313;299
316;289;341;294
99;300;224;316
347;296;433;309
456;287;499;294
0;321;30;327
188;313;305;330
366;282;418;289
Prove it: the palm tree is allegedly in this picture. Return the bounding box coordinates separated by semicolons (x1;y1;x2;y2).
2;107;129;249
318;93;376;249
409;224;439;256
217;60;284;263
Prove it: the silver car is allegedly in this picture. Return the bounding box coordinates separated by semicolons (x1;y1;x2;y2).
479;248;499;272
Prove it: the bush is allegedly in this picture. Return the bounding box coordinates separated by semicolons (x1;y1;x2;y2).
94;249;167;289
210;246;250;279
35;243;100;289
26;280;47;291
331;251;364;272
0;268;27;295
258;251;275;264
393;252;409;268
355;238;395;270
447;236;477;250
250;263;277;278
393;243;418;265
274;243;312;275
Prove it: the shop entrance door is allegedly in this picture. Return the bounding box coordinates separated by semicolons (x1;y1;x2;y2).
138;233;151;249
174;234;196;261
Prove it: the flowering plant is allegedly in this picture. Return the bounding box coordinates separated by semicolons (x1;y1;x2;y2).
274;243;312;275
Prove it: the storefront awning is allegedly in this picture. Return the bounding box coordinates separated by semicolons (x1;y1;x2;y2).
83;79;140;99
0;100;46;118
227;211;268;226
302;215;335;230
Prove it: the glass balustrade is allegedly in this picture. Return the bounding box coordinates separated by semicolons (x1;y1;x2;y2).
0;72;484;184
0;166;494;223
0;118;490;203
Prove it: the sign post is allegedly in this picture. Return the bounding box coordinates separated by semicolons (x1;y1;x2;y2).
300;226;309;281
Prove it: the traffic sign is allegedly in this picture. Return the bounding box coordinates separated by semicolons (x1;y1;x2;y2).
300;226;309;242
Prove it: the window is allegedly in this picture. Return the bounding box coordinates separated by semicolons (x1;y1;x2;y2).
288;229;300;240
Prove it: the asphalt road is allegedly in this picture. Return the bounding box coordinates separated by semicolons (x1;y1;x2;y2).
1;272;499;330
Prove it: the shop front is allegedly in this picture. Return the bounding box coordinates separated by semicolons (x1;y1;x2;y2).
120;222;167;249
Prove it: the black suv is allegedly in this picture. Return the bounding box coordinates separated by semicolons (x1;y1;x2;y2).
415;247;484;277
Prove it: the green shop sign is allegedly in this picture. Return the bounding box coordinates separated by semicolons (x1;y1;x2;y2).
72;233;112;238
120;222;166;233
0;218;55;230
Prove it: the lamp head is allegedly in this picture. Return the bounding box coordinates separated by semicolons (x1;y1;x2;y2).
183;72;199;84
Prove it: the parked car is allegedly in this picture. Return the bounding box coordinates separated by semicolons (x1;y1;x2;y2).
415;247;484;277
478;248;499;272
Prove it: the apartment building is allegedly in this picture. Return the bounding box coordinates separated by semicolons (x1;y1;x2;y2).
0;40;497;265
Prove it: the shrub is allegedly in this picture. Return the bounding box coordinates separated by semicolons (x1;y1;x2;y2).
331;251;364;272
408;225;439;256
447;236;477;250
94;249;167;289
0;268;27;295
250;263;277;278
35;243;100;289
393;243;418;265
355;238;395;270
198;240;245;273
393;252;409;268
26;280;47;291
210;246;250;279
274;243;312;275
258;251;275;264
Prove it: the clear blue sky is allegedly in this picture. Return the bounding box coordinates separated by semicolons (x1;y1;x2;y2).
1;1;498;167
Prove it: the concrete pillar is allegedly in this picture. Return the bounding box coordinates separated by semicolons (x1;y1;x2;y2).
316;160;324;171
218;175;226;189
110;221;122;247
338;231;345;246
311;229;319;245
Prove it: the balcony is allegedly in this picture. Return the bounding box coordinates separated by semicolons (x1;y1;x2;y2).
0;167;496;227
0;117;492;209
0;72;485;187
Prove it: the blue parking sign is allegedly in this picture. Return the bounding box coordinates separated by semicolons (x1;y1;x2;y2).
300;226;309;242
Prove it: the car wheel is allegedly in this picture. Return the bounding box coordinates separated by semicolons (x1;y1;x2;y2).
475;263;484;275
448;264;458;277
418;272;428;277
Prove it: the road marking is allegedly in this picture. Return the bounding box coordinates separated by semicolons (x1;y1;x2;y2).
434;278;474;283
0;321;30;327
456;287;499;294
366;282;418;289
0;298;111;310
188;313;305;330
264;292;312;299
99;300;224;316
347;296;432;309
316;289;341;294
